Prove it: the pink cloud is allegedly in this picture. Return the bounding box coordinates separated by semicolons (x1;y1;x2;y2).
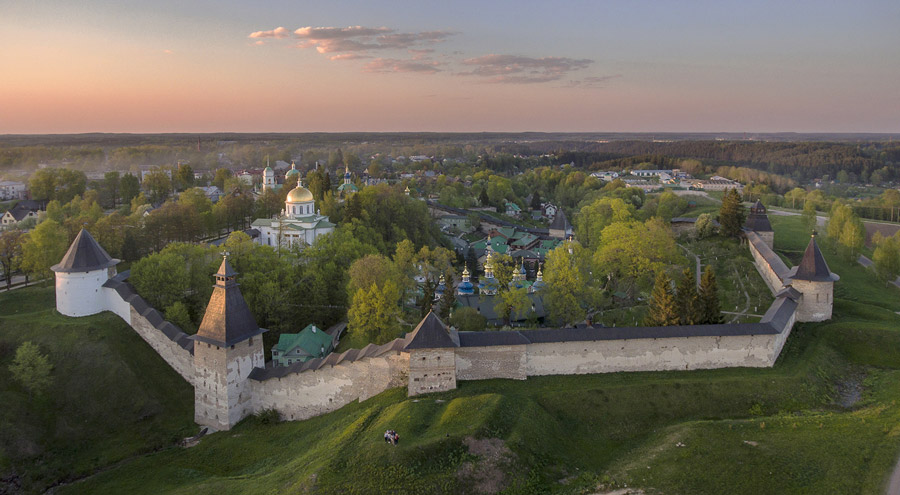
460;54;593;83
248;26;292;39
364;58;442;74
329;53;370;61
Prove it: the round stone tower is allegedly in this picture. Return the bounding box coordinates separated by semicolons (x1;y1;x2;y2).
786;233;839;322
51;228;119;317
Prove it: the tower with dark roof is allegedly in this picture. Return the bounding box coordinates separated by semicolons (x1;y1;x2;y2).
786;232;839;322
744;200;774;248
52;228;119;317
191;256;267;430
405;311;458;396
549;209;572;239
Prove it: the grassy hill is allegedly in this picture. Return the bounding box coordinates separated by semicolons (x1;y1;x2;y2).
7;215;900;494
0;286;195;493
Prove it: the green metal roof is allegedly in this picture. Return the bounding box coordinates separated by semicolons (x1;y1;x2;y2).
273;324;333;357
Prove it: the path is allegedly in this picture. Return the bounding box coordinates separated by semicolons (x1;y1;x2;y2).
857;254;900;289
677;244;702;289
0;275;37;293
766;207;827;226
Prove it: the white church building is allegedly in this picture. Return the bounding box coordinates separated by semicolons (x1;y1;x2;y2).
251;177;335;248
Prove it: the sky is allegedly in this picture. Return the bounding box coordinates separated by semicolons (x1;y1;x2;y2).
1;0;898;133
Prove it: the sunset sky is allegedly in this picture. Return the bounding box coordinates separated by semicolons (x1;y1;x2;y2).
1;0;898;133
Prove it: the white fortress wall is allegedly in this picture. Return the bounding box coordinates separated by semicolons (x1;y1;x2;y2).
102;277;196;386
248;344;409;422
523;333;778;376
747;231;789;294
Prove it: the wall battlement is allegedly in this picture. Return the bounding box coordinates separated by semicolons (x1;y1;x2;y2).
55;213;834;430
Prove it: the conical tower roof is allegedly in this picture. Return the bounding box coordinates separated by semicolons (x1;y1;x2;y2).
52;228;118;273
192;257;266;347
788;234;839;282
404;311;458;349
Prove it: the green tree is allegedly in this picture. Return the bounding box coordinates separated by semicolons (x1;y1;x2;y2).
478;187;490;207
450;306;486;331
694;213;717;239
872;234;900;282
801;198;817;234
0;230;24;290
212;168;233;190
838;215;865;261
347;281;400;347
644;271;679;326
575;197;635;248
543;244;587;326
530;191;542;210
9;341;53;399
165;301;195;333
593;217;681;296
174;163;195;191
120;173;140;204
494;286;532;326
784;187;807;209
101;171;120;208
130;251;191;309
21;219;69;281
143;168;173;204
718;188;745;238
438;271;456;321
674;267;701;325
698;265;722;324
27;168;87;203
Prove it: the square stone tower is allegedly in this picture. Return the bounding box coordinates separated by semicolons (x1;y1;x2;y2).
405;312;459;396
191;256;266;430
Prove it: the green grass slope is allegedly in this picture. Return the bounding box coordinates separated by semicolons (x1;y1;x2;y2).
0;286;195;493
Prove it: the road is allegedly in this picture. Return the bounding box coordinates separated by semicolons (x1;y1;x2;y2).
0;274;34;293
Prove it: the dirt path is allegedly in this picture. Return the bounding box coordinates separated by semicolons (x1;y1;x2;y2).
677;244;702;289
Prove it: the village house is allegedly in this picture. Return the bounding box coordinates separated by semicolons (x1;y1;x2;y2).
1;200;43;227
271;324;335;367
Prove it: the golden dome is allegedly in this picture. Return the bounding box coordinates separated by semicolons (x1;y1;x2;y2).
286;182;313;203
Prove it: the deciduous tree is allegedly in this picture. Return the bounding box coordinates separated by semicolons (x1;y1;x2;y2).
21;219;68;281
9;341;53;400
0;230;24;290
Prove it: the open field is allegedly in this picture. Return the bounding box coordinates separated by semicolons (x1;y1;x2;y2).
5;214;900;494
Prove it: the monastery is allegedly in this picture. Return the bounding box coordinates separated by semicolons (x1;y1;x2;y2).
52;203;837;431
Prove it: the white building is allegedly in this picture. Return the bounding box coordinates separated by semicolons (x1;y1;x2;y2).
0;181;26;200
251;178;335;248
51;229;119;317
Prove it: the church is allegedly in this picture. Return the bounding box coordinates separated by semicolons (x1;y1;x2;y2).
251;177;335;248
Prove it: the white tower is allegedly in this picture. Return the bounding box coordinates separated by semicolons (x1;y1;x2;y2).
51;229;119;317
262;165;275;190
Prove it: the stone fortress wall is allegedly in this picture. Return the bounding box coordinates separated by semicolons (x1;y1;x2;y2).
59;208;834;430
101;273;196;385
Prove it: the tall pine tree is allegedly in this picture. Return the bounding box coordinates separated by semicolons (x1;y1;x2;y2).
644;271;679;326
718;188;746;238
698;265;722;324
438;272;457;320
674;267;701;325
